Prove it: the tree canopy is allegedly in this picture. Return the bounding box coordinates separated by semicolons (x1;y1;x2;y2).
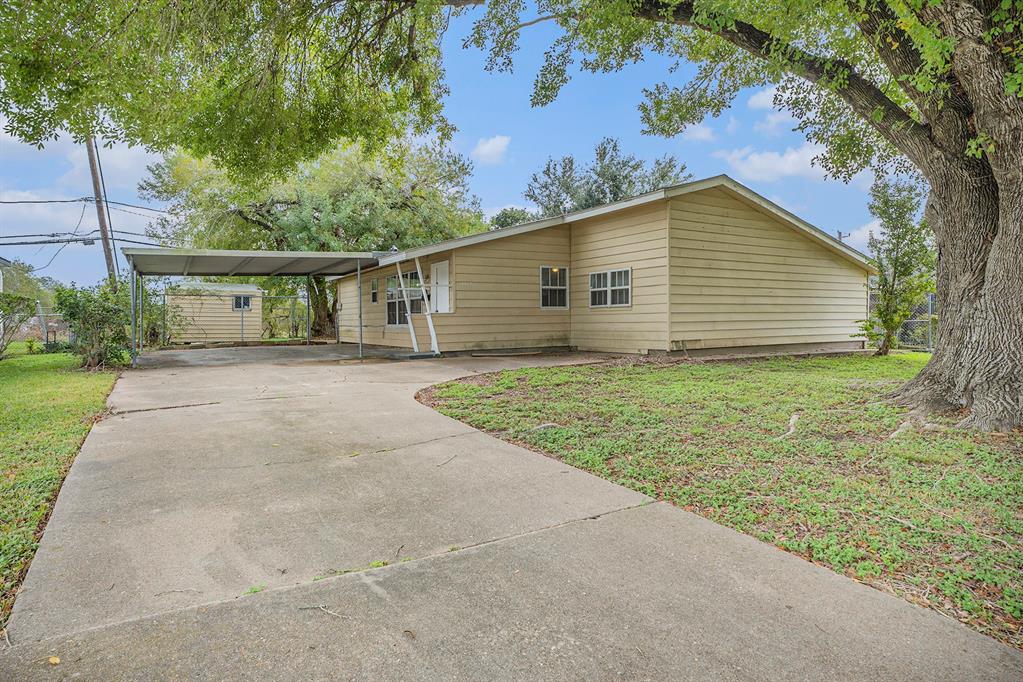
140;138;485;333
525;137;690;216
1;1;453;176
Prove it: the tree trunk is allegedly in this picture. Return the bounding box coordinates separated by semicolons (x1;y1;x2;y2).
891;173;1023;431
308;276;335;338
875;335;892;357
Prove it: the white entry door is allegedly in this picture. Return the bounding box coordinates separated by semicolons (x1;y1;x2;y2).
430;260;450;313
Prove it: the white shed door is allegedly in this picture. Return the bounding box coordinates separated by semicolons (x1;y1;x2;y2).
430;260;450;313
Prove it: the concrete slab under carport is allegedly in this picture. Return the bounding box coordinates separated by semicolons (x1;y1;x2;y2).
3;345;1021;679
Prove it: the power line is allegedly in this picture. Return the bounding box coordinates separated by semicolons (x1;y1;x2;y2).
0;197;92;204
0;197;169;212
34;203;89;272
1;236;165;247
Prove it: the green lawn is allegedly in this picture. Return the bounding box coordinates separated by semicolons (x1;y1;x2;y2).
0;343;117;633
422;353;1023;648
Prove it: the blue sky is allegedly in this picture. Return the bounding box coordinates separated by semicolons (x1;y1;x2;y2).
0;11;876;286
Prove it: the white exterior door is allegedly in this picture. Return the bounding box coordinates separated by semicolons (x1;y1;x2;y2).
430;260;450;313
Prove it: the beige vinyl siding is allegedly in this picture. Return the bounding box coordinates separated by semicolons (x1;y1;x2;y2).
167;292;263;343
667;188;869;350
337;226;571;351
569;203;669;353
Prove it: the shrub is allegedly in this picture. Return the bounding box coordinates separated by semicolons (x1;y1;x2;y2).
53;281;130;368
0;292;35;359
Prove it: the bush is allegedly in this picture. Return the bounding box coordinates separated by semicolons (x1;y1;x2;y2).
0;292;35;359
53;281;130;368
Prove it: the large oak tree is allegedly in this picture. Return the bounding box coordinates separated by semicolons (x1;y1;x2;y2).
2;0;1020;428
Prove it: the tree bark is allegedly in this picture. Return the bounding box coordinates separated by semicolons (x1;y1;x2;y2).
891;173;1023;430
308;275;335;338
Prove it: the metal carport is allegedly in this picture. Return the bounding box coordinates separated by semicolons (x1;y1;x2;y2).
123;248;380;364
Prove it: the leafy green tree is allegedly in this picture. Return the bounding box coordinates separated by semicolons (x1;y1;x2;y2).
859;178;935;356
0;292;36;359
525;137;691;216
4;0;1022;428
0;1;449;177
490;207;536;229
0;260;58;308
54;281;130;368
140;140;485;335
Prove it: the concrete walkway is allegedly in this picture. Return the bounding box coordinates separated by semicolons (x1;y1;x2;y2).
3;346;1020;680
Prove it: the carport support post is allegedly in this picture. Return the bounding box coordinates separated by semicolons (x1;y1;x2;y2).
129;264;137;367
138;275;144;353
357;261;364;359
305;275;312;346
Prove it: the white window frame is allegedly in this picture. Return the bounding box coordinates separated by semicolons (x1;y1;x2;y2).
386;272;423;326
232;295;252;312
589;268;632;308
539;265;569;309
370;278;379;304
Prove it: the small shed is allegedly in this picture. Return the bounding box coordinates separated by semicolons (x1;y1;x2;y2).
166;282;263;344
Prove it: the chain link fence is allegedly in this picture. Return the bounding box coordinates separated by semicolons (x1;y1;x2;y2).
867;291;938;351
10;303;71;345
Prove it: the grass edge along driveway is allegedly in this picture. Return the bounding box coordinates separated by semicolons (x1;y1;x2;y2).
421;353;1023;649
0;344;117;636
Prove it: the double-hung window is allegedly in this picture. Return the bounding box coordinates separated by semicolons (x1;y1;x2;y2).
589;268;631;307
540;266;568;309
232;295;252;312
386;272;422;325
370;278;378;303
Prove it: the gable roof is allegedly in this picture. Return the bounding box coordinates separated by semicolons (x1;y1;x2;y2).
375;174;875;274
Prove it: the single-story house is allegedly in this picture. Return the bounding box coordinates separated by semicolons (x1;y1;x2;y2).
335;175;874;356
166;282;263;344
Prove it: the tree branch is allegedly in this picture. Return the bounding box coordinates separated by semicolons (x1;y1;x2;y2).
632;1;936;166
851;1;976;163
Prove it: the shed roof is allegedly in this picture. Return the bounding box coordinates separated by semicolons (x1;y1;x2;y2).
123;248;379;277
168;282;263;294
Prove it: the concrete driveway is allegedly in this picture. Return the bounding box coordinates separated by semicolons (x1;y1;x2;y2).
3;346;1020;680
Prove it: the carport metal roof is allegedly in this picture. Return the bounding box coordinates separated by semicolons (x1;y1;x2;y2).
122;247;379;277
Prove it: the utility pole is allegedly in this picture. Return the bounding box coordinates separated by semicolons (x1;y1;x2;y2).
85;134;117;289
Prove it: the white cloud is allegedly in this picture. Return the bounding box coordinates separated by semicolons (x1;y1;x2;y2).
714;142;826;182
754;111;795;136
747;86;778;110
0;125;164;281
681;123;716;142
60;142;159;191
842;219;878;254
725;116;740;136
471;135;511;165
